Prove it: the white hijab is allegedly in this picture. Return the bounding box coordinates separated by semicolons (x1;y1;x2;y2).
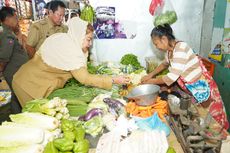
40;17;88;71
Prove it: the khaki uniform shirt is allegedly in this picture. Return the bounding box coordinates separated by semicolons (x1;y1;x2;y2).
26;18;68;51
12;54;112;106
0;25;29;88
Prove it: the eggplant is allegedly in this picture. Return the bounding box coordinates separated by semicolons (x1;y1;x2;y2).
103;98;124;108
78;108;103;121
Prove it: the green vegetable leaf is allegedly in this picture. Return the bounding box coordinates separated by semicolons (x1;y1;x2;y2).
120;54;142;69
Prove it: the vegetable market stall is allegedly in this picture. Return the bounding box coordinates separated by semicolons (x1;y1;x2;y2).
1;53;228;153
0;54;185;153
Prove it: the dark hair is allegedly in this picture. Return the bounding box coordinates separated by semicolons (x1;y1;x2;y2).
86;23;94;34
151;24;175;41
44;2;51;9
0;7;16;22
49;0;66;13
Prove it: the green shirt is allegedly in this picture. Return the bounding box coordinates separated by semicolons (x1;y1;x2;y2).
0;25;29;88
26;18;68;51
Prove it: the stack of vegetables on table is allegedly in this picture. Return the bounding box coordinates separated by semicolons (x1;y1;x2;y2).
79;94;127;135
22;97;69;120
0;53;174;152
44;119;89;153
0;112;60;153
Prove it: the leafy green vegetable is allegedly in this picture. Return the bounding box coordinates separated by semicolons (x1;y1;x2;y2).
22;98;68;119
44;141;58;153
67;104;88;117
87;62;100;74
64;78;82;88
61;119;75;132
54;138;74;152
73;139;89;153
97;65;114;75
64;131;76;142
120;54;142;69
84;116;104;137
48;84;112;104
154;11;177;26
74;126;85;142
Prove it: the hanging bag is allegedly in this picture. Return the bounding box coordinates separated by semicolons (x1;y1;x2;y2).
149;0;164;16
153;0;177;26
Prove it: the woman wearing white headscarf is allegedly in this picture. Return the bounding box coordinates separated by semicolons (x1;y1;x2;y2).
12;17;130;106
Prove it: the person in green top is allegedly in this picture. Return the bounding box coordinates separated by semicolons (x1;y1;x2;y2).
0;6;29;113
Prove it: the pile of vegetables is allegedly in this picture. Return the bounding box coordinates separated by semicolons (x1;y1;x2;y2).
96;62;121;75
44;119;89;153
77;94;126;136
0;112;61;153
126;97;168;120
87;62;99;74
22;97;69;120
120;54;142;69
127;70;147;85
96;65;115;75
154;11;177;26
67;101;88;117
48;84;110;103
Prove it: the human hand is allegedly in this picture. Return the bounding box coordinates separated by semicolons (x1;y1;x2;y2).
112;76;130;85
141;74;153;83
141;78;155;84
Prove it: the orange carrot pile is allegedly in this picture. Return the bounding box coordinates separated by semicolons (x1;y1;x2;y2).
126;97;168;121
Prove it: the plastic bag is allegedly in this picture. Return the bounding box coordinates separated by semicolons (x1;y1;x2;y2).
149;0;164;16
153;0;177;26
134;112;170;136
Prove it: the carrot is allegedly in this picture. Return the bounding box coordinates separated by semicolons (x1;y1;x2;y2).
125;97;168;119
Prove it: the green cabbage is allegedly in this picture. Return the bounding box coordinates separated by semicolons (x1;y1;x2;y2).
84;116;104;137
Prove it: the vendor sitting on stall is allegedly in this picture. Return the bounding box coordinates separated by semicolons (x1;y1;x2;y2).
12;17;130;106
141;24;229;130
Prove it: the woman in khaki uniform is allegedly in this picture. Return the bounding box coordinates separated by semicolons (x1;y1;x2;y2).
12;17;130;106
